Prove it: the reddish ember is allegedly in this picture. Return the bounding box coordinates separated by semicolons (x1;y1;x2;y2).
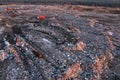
37;15;46;20
6;7;12;11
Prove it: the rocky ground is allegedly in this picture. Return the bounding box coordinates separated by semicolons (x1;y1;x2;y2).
0;5;120;80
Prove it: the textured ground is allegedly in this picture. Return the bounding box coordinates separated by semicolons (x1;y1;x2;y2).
0;5;120;80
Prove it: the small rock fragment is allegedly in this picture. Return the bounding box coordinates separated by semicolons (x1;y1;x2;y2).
8;46;22;63
72;41;86;51
88;19;98;28
32;50;43;58
91;51;113;79
107;31;113;36
0;50;8;61
105;35;115;50
61;62;82;80
68;26;81;33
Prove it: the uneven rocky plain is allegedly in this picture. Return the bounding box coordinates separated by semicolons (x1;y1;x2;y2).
0;4;120;80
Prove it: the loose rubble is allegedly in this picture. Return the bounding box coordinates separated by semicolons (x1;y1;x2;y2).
0;5;120;80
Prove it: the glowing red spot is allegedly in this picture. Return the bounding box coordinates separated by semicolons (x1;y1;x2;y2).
6;7;12;11
37;15;46;20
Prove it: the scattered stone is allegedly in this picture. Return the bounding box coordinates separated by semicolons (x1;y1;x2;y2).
68;26;81;33
61;62;82;80
91;51;113;80
105;35;115;50
0;50;8;61
107;31;113;36
32;50;43;58
88;19;98;28
72;41;86;51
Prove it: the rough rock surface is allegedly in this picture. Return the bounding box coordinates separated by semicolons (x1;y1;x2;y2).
0;5;120;80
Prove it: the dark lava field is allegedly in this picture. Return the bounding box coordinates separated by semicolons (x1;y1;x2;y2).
0;5;120;80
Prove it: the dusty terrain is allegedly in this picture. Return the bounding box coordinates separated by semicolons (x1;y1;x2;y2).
0;5;120;80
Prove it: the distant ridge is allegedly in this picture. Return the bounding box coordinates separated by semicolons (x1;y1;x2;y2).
0;0;120;7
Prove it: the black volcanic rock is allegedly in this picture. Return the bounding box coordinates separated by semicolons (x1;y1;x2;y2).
0;5;120;80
